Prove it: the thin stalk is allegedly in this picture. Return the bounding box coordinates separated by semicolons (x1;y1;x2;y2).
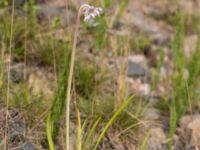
50;28;58;87
65;4;103;149
5;0;15;149
65;7;82;150
24;2;28;81
76;107;82;150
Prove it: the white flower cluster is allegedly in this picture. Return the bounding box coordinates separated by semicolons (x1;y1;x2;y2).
81;4;103;23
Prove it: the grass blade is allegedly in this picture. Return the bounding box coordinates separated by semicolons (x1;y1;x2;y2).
83;117;101;150
139;131;150;150
76;108;82;150
46;113;55;150
94;95;134;149
169;98;177;149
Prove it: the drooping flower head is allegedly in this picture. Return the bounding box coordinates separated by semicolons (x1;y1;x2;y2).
80;4;103;23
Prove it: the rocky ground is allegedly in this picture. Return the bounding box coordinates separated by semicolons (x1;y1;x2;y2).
0;0;200;149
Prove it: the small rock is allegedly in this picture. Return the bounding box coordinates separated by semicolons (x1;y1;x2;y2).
8;110;26;144
127;55;148;77
144;108;160;120
142;1;176;20
127;78;150;96
179;115;200;149
37;5;63;19
146;127;168;150
184;35;198;58
23;142;36;150
123;9;173;45
143;4;168;20
178;0;197;16
36;4;75;26
9;121;26;135
28;68;54;99
10;63;25;83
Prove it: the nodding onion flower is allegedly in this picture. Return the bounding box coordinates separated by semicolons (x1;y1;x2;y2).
65;3;103;150
80;4;103;22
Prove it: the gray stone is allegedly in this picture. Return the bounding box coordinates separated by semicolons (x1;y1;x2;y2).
128;61;147;77
10;63;25;83
123;7;173;45
16;142;36;150
23;142;36;150
127;55;148;77
36;4;75;26
9;121;26;134
37;5;63;19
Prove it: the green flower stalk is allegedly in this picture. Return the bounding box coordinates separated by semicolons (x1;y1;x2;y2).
66;4;103;150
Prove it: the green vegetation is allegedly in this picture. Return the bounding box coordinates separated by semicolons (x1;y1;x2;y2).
168;12;200;149
0;1;200;150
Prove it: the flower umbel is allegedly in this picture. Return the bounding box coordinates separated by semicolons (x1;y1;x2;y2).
81;4;103;22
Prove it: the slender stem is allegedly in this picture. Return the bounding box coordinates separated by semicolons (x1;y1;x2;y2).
66;8;82;150
24;3;28;81
5;0;15;149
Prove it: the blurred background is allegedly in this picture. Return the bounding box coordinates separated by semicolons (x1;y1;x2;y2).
0;0;200;149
